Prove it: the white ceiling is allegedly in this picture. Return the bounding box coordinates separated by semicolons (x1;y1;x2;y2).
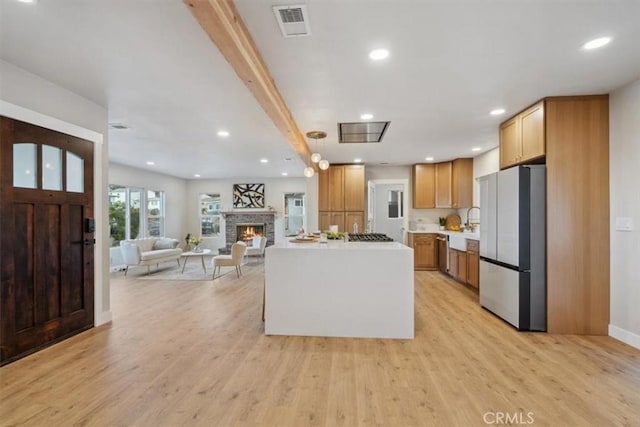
2;0;640;179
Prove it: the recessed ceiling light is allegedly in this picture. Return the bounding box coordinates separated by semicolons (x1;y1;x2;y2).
217;130;229;137
490;108;506;116
17;0;37;3
194;174;201;178
472;147;482;152
425;157;434;162
582;37;612;50
260;158;269;164
369;49;389;60
360;113;374;120
146;161;155;166
281;172;288;176
354;158;363;163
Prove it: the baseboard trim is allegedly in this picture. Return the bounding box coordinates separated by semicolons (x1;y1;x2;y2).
609;324;640;350
96;310;113;326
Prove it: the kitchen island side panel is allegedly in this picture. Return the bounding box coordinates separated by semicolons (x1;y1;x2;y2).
264;243;414;339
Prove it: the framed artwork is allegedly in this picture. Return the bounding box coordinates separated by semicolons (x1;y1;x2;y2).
233;183;265;208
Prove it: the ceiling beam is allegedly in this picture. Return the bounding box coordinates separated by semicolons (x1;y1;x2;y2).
184;0;311;165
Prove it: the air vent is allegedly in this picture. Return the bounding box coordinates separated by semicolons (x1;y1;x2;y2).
273;5;311;37
109;123;129;130
338;121;391;143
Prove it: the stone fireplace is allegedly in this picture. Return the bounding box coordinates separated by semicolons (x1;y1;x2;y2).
222;211;275;253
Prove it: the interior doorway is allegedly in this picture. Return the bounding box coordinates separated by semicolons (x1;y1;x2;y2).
0;117;95;365
367;179;409;243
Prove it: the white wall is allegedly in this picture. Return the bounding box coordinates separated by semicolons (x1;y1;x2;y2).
0;60;111;324
186;177;308;249
609;78;640;349
109;163;188;240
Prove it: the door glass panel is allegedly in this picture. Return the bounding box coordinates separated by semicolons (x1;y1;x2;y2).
284;193;305;236
13;143;37;188
42;145;62;191
388;190;403;218
66;151;84;193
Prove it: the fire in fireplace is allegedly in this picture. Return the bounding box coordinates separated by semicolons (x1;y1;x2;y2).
236;223;265;243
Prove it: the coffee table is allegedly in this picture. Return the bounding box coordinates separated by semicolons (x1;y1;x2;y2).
181;249;212;273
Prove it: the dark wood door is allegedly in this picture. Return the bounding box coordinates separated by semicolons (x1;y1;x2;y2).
1;117;94;365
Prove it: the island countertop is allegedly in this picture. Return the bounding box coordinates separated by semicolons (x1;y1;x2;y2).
271;240;411;250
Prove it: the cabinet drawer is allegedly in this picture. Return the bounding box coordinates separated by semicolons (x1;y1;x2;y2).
467;239;479;252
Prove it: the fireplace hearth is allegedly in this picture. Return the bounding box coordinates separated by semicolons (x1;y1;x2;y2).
222;211;275;253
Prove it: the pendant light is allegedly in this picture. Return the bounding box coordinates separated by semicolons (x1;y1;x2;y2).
305;131;328;177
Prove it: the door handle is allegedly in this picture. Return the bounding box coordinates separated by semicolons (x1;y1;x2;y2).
84;239;96;246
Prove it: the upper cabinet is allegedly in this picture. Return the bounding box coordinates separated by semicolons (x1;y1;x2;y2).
412;164;435;208
318;164;365;232
413;159;473;209
344;165;365;211
500;100;545;169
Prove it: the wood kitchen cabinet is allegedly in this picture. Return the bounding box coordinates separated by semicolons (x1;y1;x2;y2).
344;165;365;211
413;159;473;209
437;235;448;272
449;248;458;279
435;162;452;208
448;247;470;284
318;164;365;232
466;239;479;289
412;164;436;208
500;100;545;169
452;158;473;208
408;233;437;270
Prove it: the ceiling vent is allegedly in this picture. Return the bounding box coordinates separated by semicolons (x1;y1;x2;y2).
109;123;129;130
338;121;391;143
273;5;311;37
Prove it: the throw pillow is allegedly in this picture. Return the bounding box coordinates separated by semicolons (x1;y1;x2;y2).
153;238;179;250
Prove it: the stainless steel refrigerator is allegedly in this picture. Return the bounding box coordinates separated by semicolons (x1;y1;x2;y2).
478;165;546;331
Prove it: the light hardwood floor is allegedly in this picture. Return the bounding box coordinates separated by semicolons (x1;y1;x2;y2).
2;266;639;426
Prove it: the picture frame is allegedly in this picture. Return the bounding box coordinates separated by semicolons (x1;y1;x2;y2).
233;183;265;208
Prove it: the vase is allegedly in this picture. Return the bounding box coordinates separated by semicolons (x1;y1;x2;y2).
193;245;201;253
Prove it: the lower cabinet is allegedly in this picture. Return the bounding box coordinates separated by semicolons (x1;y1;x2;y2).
467;239;479;289
408;233;438;270
448;239;479;290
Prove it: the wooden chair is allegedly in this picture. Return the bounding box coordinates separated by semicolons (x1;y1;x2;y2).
211;241;247;280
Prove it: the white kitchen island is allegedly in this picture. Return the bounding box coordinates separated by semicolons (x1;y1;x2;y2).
264;240;414;339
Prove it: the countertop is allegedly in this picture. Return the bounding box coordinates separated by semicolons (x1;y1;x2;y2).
407;229;480;241
269;240;410;250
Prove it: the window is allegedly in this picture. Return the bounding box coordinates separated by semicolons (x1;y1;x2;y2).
200;193;221;237
108;185;163;246
147;190;164;237
388;190;403;219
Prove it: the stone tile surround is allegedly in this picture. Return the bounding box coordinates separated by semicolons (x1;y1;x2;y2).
222;211;275;253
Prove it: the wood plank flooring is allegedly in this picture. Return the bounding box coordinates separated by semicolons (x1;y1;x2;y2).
1;265;639;426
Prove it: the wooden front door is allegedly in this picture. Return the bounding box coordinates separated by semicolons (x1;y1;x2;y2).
0;117;95;365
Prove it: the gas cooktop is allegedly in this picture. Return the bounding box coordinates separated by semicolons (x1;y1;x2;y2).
348;233;394;242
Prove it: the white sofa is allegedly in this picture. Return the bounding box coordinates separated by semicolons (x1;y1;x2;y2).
120;237;182;275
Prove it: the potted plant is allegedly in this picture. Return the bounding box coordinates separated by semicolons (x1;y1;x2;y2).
189;236;202;252
439;217;446;230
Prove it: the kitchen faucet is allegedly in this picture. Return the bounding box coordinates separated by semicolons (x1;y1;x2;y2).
466;206;480;231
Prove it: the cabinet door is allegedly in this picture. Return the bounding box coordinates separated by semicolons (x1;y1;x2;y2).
449;248;458;278
345;212;364;234
467;250;479;289
318;169;330;211
452;158;473;208
520;101;545;162
411;234;437;270
500;116;521;169
457;251;468;283
435;162;452;208
329;212;345;232
437;236;448;272
319;212;331;232
344;165;365;211
412;164;435;208
329;166;345;211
